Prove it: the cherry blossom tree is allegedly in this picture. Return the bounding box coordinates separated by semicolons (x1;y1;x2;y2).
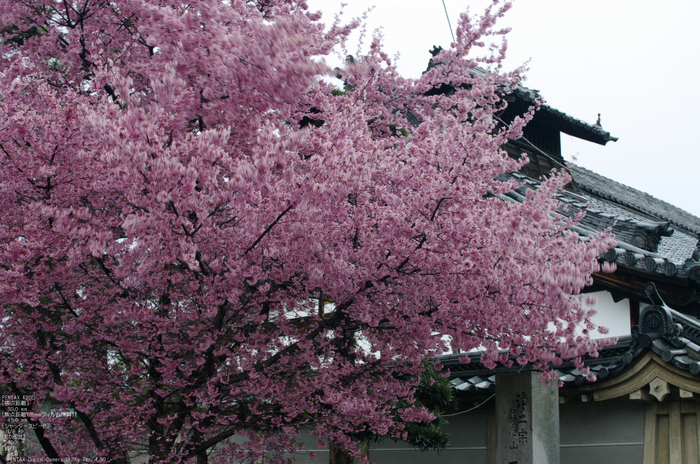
0;0;614;462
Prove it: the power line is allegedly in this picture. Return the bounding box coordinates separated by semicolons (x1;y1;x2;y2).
440;393;495;417
441;0;456;43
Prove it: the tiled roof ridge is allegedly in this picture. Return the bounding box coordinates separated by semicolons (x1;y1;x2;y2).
503;173;700;280
568;164;700;235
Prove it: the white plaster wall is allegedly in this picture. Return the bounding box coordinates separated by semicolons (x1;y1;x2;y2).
581;291;631;338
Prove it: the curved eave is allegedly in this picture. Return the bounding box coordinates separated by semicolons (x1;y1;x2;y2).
540;105;618;146
508;85;618;146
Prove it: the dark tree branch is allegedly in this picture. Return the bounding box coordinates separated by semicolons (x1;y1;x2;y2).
430;197;451;221
245;204;293;254
8;383;64;464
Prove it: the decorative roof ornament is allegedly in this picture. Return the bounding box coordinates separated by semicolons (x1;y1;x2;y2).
424;45;444;73
619;221;673;253
637;283;682;347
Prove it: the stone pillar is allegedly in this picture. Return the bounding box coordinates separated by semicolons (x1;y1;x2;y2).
494;371;560;464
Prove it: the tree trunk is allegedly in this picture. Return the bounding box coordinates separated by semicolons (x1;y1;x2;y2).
329;442;368;464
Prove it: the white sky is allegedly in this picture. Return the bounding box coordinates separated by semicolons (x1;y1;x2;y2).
306;0;700;218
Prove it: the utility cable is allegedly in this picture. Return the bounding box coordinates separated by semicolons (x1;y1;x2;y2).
440;393;496;417
441;0;456;43
438;362;528;418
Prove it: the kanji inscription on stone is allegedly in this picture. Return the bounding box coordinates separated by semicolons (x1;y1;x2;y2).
495;371;560;464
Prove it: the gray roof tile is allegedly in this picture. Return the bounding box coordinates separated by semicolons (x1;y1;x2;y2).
568;165;700;234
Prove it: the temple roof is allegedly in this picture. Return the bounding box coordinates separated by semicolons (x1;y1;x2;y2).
500;171;700;293
568;165;700;235
439;286;700;396
431;64;618;147
510;86;618;146
435;62;700;396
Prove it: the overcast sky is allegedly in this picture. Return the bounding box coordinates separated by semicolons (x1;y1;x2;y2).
305;0;700;218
